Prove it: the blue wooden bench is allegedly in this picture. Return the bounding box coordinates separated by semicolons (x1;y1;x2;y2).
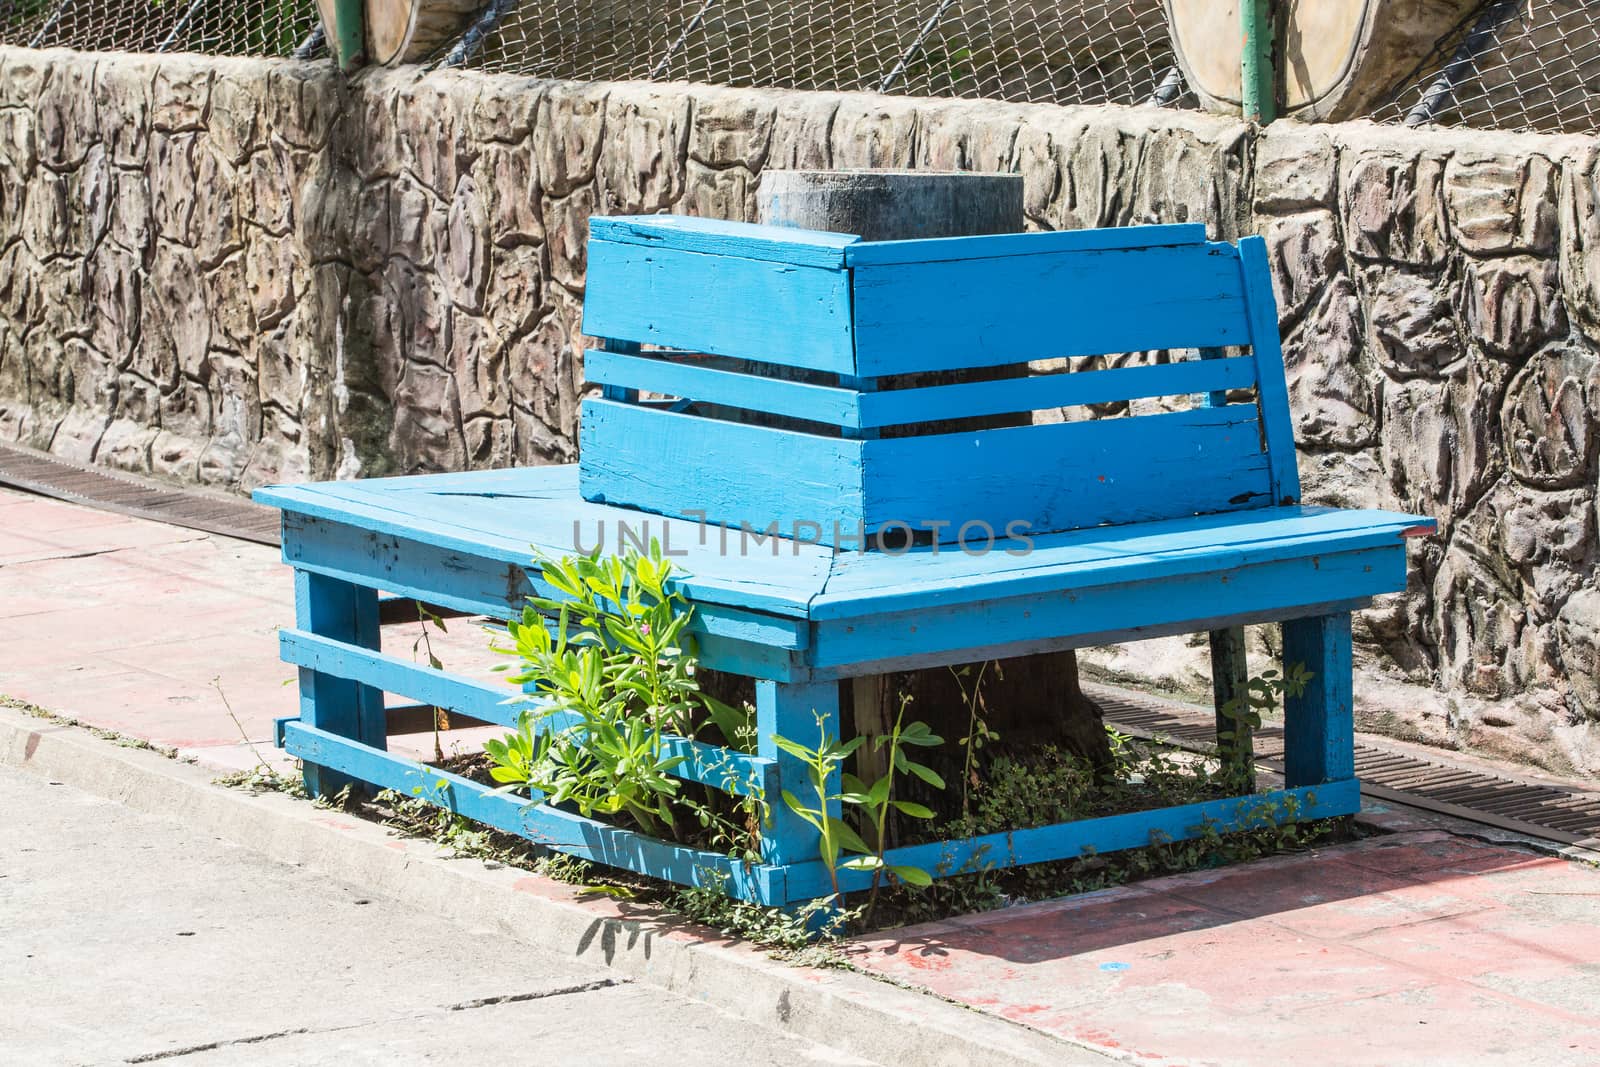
257;216;1434;910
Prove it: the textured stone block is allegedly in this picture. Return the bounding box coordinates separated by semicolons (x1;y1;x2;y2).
1342;148;1449;266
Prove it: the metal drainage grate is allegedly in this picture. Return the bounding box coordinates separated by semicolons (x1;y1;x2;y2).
0;441;282;546
1092;683;1600;849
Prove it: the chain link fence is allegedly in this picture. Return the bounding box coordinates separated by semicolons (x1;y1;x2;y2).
0;0;318;58
1370;0;1600;134
472;0;1184;109
1;0;1598;134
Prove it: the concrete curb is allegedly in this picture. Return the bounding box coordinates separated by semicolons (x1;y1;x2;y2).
0;708;1113;1066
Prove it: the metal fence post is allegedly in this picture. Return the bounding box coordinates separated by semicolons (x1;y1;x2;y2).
1240;0;1276;124
334;0;365;71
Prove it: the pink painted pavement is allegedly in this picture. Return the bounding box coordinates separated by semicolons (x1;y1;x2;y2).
4;485;1599;1065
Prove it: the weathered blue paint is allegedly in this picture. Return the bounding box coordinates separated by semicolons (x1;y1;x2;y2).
579;398;867;541
784;779;1362;898
282;721;784;902
586;349;864;428
1281;613;1356;786
756;679;841;867
256;217;1436;912
840;221;1207;266
582;241;856;373
575;218;1317;545
849;241;1254;374
1238;236;1304;505
293;570;383;798
589;214;859;268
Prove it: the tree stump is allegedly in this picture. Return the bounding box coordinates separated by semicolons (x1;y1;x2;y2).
1164;0;1482;121
314;0;484;68
754;169;1115;796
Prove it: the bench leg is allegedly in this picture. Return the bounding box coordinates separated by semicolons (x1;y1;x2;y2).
294;570;385;799
756;679;840;898
1209;626;1252;783
1280;613;1355;788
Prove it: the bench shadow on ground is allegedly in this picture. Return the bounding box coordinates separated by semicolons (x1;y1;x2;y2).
846;832;1553;965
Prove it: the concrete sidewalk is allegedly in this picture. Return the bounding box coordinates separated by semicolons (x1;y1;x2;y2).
0;766;876;1066
4;485;1600;1066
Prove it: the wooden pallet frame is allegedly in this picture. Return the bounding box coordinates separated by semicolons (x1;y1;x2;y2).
259;216;1435;911
270;563;1366;906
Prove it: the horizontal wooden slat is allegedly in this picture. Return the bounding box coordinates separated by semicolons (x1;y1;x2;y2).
817;506;1430;618
842;222;1208;266
259;466;833;620
808;548;1402;670
783;779;1361;898
278;518;807;681
280;628;777;797
857;356;1259;427
282;628;516;723
587;352;1260;430
861;406;1272;533
807;598;1375;680
852;242;1251;374
589;215;857;268
580;397;866;537
282;722;783;903
582;240;856;374
585;349;863;428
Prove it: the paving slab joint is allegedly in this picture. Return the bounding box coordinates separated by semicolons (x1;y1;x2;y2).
0;705;1113;1067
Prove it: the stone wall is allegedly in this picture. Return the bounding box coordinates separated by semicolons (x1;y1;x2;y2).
0;47;1596;774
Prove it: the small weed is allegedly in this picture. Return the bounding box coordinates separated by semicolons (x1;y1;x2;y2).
668;880;858;962
214;766;307;797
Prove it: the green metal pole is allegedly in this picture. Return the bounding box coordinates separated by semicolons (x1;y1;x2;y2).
333;0;365;72
1240;0;1275;124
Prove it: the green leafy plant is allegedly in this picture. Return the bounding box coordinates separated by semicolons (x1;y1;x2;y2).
483;545;759;854
951;662;1000;817
775;697;944;913
1216;663;1313;788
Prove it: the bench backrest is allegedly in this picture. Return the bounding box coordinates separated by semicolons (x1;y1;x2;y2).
580;216;1300;540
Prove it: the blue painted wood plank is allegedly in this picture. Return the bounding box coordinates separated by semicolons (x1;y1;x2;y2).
781;779;1361;899
597;338;642;404
589;214;858;268
281;722;785;904
580;399;866;539
260;467;834;618
842;222;1208;266
279;519;807;682
582;240;856;374
585;349;864;428
1239;236;1303;505
1281;613;1355;786
756;679;840;868
814;507;1429;619
861;407;1273;535
281;626;515;722
856;356;1259;429
851;242;1252;375
277;627;779;798
808;546;1405;670
284;628;777;796
805;598;1375;682
293;570;383;799
261;470;1432;625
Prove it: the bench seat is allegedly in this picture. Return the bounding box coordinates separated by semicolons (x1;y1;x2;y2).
258;217;1436;910
262;460;1427;643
